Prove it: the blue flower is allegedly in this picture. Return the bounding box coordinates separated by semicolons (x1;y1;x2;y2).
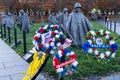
71;65;77;70
55;53;60;60
41;47;45;51
56;28;61;32
64;49;71;56
48;46;53;51
82;42;91;53
61;68;67;76
37;30;40;33
111;43;119;52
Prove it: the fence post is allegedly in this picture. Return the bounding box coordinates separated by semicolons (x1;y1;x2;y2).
110;21;112;30
8;27;11;43
23;31;27;54
106;21;108;29
3;24;6;38
14;28;17;47
114;21;116;33
0;25;3;37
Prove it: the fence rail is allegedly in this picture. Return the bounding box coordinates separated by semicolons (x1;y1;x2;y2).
96;20;120;34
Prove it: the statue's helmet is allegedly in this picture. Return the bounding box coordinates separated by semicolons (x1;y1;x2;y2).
63;8;68;11
19;9;24;13
74;3;81;8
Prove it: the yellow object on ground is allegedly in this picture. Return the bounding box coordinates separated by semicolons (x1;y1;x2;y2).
23;51;46;80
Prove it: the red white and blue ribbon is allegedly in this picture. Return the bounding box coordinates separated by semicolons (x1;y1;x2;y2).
53;49;78;76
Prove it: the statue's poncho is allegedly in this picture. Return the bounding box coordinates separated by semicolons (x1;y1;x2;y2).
66;11;92;46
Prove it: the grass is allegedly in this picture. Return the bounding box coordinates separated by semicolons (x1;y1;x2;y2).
1;21;120;79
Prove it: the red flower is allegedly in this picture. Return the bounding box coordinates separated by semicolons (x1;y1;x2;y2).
110;36;113;40
54;25;58;29
92;42;94;44
49;40;53;44
61;49;64;55
34;35;39;41
39;44;43;49
96;32;100;35
54;57;59;65
51;31;56;36
45;50;50;54
96;54;99;57
88;36;92;39
104;55;107;59
58;39;61;42
39;28;45;33
103;33;107;36
110;48;114;53
93;48;96;51
53;57;59;69
70;54;76;59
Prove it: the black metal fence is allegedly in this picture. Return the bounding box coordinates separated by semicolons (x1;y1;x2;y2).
96;19;119;34
105;20;117;33
0;24;27;55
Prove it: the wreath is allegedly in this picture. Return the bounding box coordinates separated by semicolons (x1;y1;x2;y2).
23;25;66;80
82;29;118;60
33;24;65;55
53;49;78;76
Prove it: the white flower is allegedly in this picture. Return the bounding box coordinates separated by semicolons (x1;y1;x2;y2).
34;33;40;38
32;47;36;51
105;51;111;56
105;35;110;39
33;40;35;46
55;35;60;38
50;50;55;54
90;31;96;36
88;49;93;53
100;53;105;59
56;68;63;73
99;30;104;35
50;24;54;28
59;31;63;35
29;47;36;53
42;52;46;55
72;61;78;66
45;43;49;48
55;30;59;33
58;50;62;57
109;40;115;45
66;52;70;56
53;46;56;49
50;42;55;47
94;50;99;54
57;43;61;47
111;53;116;58
70;51;74;55
43;25;48;29
52;38;55;41
105;31;110;35
33;41;38;47
36;46;39;51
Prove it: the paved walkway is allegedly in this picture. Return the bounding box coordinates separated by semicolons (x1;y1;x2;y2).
0;38;54;80
101;75;120;80
0;38;28;80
